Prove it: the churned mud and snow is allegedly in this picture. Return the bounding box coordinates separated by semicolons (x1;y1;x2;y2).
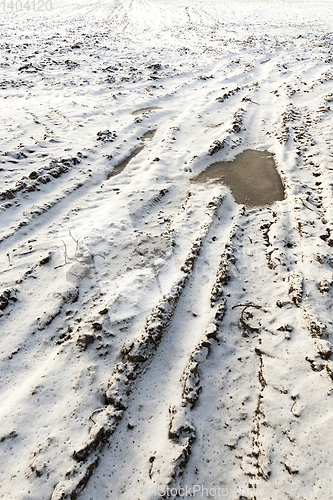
1;1;333;499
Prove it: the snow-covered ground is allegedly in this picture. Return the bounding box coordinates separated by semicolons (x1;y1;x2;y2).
1;1;333;499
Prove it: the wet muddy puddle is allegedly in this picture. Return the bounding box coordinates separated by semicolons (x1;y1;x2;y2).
107;129;157;179
192;149;285;208
132;106;162;115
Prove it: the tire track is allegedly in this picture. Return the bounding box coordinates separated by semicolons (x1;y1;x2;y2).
51;192;230;500
168;199;324;497
78;197;239;500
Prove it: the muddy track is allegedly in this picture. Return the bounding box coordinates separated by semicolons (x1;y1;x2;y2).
172;201;333;497
0;125;160;245
67;199;239;495
50;193;228;499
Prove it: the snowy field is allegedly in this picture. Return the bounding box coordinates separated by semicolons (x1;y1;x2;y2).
1;0;333;498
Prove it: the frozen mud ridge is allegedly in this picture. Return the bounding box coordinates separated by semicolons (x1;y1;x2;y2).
1;1;333;499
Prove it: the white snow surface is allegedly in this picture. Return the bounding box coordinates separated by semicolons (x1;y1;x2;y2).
1;1;333;499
